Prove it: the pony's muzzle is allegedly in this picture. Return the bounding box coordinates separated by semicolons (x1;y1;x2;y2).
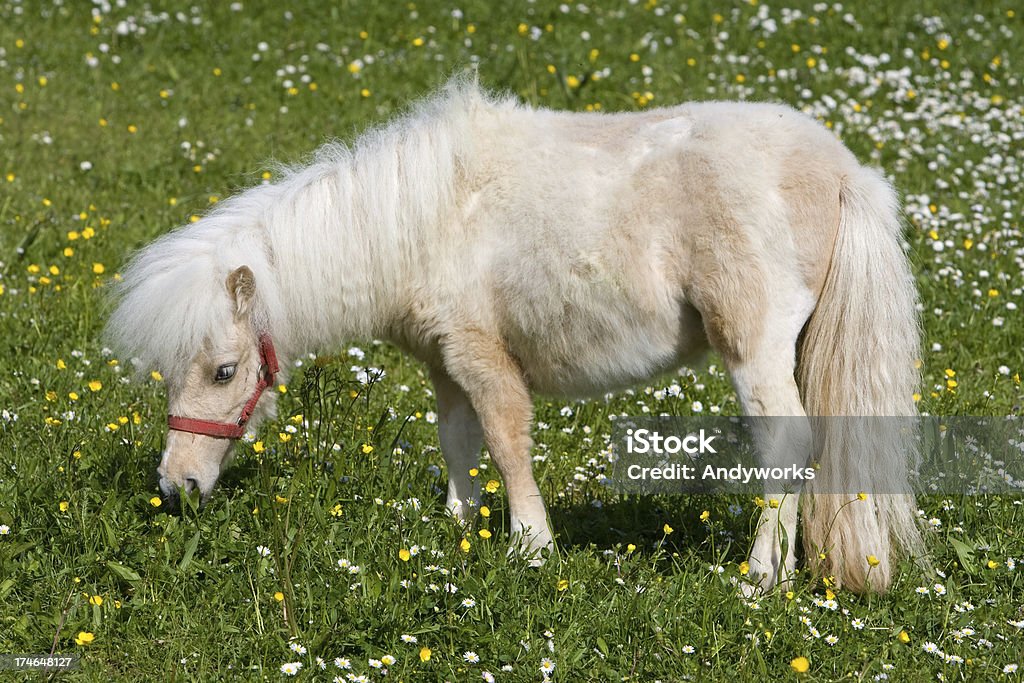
157;437;224;509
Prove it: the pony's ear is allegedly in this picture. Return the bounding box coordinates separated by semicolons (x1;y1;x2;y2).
225;266;256;320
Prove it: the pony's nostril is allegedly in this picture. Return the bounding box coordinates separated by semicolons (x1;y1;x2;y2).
184;478;199;494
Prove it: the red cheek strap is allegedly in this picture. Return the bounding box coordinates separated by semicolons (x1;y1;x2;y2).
167;333;279;440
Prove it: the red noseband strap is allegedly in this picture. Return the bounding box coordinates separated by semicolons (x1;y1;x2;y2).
167;333;279;440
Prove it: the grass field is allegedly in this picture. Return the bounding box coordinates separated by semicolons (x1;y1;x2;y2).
1;0;1023;680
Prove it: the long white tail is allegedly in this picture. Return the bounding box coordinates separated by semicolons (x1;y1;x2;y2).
797;166;925;592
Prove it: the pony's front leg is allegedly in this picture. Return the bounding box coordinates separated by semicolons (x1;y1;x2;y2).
441;331;553;565
431;368;483;522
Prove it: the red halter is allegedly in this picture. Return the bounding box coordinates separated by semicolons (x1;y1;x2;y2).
167;333;280;439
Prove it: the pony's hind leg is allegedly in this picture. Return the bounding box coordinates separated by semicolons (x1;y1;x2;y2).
711;289;816;594
431;368;484;521
440;330;553;564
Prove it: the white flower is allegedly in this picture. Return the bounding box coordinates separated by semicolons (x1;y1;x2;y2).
289;642;307;655
0;525;10;535
256;545;271;557
464;651;480;663
401;634;418;644
540;658;555;675
334;657;351;669
280;662;302;675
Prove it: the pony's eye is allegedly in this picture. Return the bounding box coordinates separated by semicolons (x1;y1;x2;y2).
214;364;237;383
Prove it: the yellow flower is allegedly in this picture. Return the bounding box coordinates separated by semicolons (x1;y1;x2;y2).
361;443;374;454
626;543;636;553
88;380;102;392
663;523;674;535
790;656;809;673
329;503;343;517
469;467;479;477
89;595;103;606
68;392;79;401
399;549;411;562
278;432;291;443
769;498;780;509
557;579;569;591
460;538;471;553
897;630;910;644
484;479;500;493
253;441;265;454
739;561;750;575
59;501;69;512
419;647;431;662
987;560;999;569
478;529;492;539
149;496;162;507
275;495;288;504
867;555;880;567
74;631;95;646
699;510;710;522
92;262;105;275
150;370;163;381
857;492;867;501
479;506;490;518
785;591;795;600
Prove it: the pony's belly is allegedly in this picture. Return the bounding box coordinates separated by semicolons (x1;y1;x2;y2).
509;303;707;397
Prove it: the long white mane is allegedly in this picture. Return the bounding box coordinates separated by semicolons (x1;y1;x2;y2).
107;77;495;380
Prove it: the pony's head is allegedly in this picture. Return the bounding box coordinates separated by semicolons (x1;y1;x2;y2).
107;214;283;508
156;265;276;505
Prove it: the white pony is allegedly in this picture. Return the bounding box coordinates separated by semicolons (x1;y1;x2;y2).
108;79;923;593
